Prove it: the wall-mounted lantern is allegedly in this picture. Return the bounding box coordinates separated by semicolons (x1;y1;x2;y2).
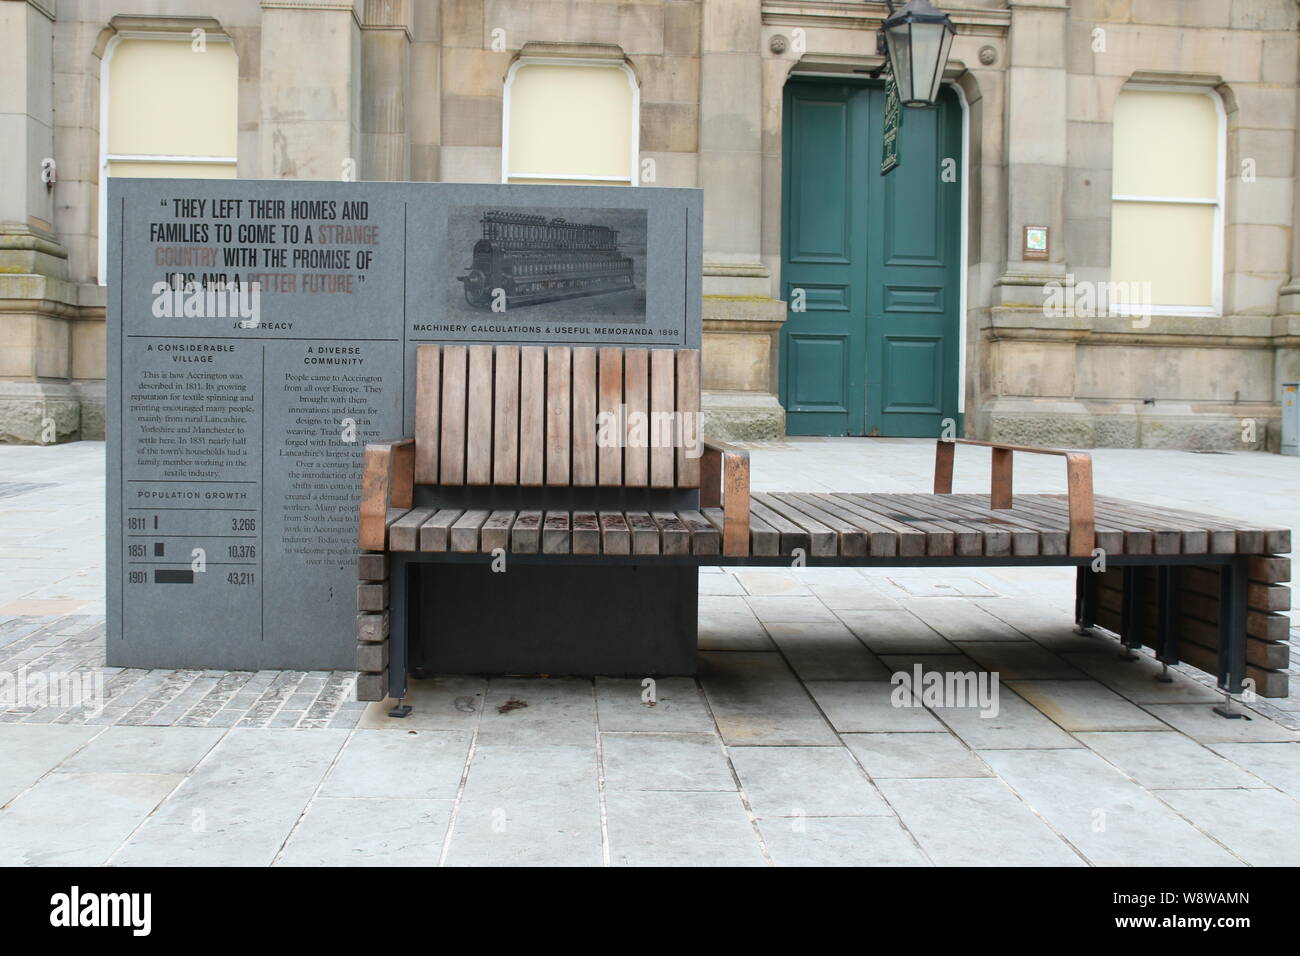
879;0;957;108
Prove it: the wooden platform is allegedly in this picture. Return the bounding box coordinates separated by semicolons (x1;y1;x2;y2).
373;493;1291;560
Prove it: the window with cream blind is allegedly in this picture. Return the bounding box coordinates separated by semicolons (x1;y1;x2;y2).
503;61;638;185
1109;88;1223;313
100;36;238;280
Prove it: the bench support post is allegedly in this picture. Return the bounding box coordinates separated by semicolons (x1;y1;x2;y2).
1154;565;1179;681
1119;566;1142;660
388;554;412;707
1214;556;1248;715
1074;566;1098;635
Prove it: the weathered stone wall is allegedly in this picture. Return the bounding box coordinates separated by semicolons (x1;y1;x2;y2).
3;0;1298;447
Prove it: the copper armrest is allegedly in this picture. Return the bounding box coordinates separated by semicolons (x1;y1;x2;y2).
934;438;1095;558
700;440;751;557
358;438;415;551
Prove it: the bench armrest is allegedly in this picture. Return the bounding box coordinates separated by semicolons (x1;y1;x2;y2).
701;440;750;557
359;438;415;551
934;438;1095;558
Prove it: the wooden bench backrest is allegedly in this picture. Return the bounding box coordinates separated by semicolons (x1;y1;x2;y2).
413;344;701;489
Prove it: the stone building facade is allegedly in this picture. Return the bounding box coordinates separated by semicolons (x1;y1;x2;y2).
3;0;1299;448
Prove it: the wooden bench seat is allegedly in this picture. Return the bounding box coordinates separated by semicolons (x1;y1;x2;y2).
377;506;725;556
355;352;1290;707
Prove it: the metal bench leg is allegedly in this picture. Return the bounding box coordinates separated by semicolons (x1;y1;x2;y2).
1074;566;1098;636
387;554;412;718
1154;565;1178;683
1118;566;1141;660
1213;557;1248;719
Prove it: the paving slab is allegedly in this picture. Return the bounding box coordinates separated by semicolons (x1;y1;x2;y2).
0;724;101;805
443;745;602;867
1155;788;1300;867
876;777;1083;867
475;677;595;747
56;725;224;775
605;790;766;867
601;732;735;792
1009;680;1169;732
836;610;956;654
110;729;347;866
928;688;1081;750
763;622;891;681
1142;703;1300;744
982;748;1244;867
807;583;900;611
958;642;1083;680
1208;742;1300;797
1064;652;1222;704
804;680;946;733
901;598;1028;642
275;797;452;867
1077;732;1263;790
594;677;715;733
734;571;810;596
357;675;487;730
0;771;180;865
744;596;841;624
729;745;892;817
843;732;993;779
699;652;838;746
757;815;928;866
319;729;471;799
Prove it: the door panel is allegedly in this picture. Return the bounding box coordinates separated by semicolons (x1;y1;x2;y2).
780;78;961;437
780;83;869;436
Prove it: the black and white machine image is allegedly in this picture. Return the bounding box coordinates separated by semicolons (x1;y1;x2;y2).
455;209;636;309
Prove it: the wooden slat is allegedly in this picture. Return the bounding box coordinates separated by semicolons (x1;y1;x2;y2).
572;347;597;487
625;511;661;555
438;345;467;485
623;349;649;486
510;510;542;553
357;553;388;582
572;511;600;555
1033;496;1151;554
466;345;494;485
357;582;388;612
519;347;545;486
649;348;675;488
747;496;811;555
419;508;463;552
1249;556;1290;583
492;345;520;484
870;493;990;557
756;493;837;556
546;346;572;486
480;510;516;553
651;512;691;556
388;506;436;552
675;349;700;487
770;493;865;557
599;512;631;555
450;509;490;553
543;511;571;554
925;493;1064;555
414;345;440;483
744;509;782;557
997;495;1125;554
831;494;943;557
597;348;623;486
678;510;719;555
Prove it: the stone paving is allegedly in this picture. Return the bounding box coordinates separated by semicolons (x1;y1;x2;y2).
1;440;1298;865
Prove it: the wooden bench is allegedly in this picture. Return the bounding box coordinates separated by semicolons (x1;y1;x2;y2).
355;351;1291;710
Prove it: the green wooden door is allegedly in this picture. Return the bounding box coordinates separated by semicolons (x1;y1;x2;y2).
780;79;961;437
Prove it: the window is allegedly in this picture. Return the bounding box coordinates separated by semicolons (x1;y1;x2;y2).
100;35;238;281
1109;87;1224;314
503;59;638;185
